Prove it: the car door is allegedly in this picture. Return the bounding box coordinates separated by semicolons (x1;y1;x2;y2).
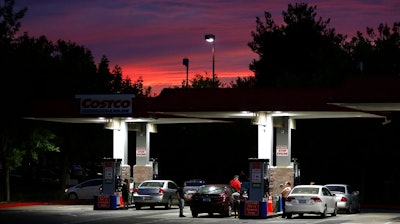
322;187;336;212
79;179;102;199
167;181;179;204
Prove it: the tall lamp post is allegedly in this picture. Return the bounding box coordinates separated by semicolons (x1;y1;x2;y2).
182;58;189;88
204;34;215;85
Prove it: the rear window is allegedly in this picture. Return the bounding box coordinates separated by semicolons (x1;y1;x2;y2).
198;186;224;194
140;182;164;187
326;186;345;193
291;187;319;194
185;180;205;186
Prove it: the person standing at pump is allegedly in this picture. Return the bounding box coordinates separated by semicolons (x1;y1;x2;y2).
230;175;241;193
281;181;292;218
122;179;129;208
176;182;186;217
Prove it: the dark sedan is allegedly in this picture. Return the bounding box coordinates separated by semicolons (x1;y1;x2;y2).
189;184;236;217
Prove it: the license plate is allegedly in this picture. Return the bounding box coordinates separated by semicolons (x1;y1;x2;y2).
203;197;211;202
299;199;306;203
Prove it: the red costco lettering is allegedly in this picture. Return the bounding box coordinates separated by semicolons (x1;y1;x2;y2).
81;99;131;108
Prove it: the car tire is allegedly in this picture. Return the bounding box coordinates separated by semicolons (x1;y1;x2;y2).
347;203;353;214
332;205;337;216
164;198;172;209
68;193;78;200
321;205;327;218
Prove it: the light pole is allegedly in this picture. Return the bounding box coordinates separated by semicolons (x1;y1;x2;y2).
204;34;215;85
182;58;189;88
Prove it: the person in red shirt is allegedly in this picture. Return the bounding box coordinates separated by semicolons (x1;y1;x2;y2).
229;175;241;192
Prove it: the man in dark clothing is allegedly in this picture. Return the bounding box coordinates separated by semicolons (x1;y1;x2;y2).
122;179;130;208
176;182;186;217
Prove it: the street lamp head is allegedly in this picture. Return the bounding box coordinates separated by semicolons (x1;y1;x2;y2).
205;34;215;43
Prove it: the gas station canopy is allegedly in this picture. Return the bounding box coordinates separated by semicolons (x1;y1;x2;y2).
24;77;400;124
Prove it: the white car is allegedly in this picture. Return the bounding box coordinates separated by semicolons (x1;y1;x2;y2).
65;178;102;200
285;185;337;219
325;184;361;213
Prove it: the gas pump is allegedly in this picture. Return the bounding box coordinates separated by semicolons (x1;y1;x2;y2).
247;158;270;201
150;158;158;179
94;158;123;210
240;158;269;219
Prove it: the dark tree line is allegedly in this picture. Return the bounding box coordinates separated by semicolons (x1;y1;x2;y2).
0;0;150;202
1;0;399;202
244;3;400;88
181;3;399;89
0;0;151;106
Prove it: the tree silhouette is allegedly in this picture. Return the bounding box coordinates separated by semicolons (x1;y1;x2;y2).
229;76;256;88
0;0;153;201
349;22;400;76
179;73;221;89
0;119;59;201
248;3;353;88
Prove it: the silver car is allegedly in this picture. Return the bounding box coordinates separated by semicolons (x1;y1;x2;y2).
285;185;337;219
65;178;102;200
325;184;360;213
133;180;179;210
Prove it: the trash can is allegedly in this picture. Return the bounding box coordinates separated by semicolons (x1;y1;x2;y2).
274;195;281;212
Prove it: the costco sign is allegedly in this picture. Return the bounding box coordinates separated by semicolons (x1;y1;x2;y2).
76;94;135;114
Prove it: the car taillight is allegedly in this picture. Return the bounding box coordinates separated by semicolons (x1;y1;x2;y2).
133;189;138;194
286;196;295;202
341;197;348;202
311;197;322;202
159;188;165;194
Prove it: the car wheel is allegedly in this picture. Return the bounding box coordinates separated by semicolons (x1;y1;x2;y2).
332;205;337;216
135;204;142;210
321;205;327;218
164;198;172;209
347;203;353;214
192;212;198;217
68;193;78;200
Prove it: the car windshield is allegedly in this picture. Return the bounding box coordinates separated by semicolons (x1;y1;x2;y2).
140;182;164;187
198;186;224;194
326;186;345;193
185;180;205;186
291;187;319;194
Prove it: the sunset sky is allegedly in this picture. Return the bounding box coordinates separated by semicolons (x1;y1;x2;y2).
14;0;400;95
